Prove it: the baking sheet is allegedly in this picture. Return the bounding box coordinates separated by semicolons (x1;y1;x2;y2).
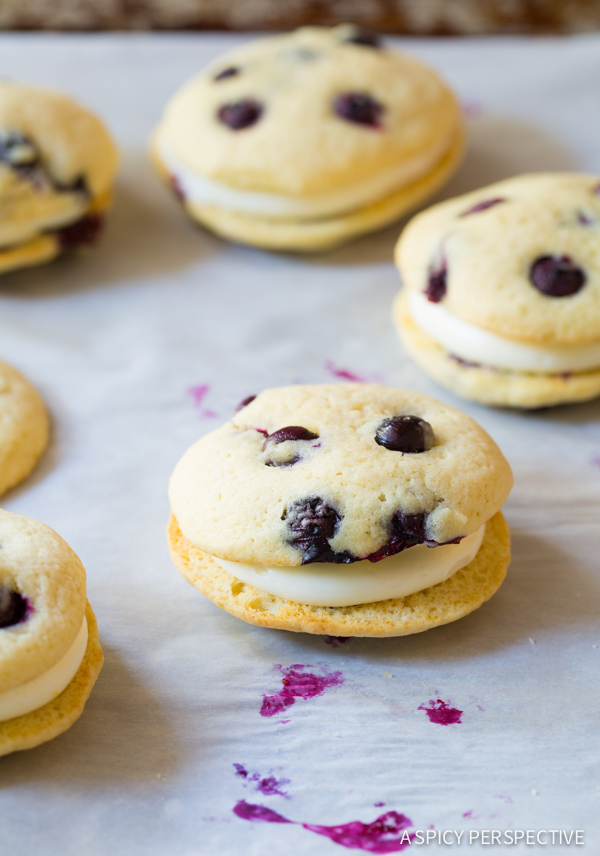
0;32;599;855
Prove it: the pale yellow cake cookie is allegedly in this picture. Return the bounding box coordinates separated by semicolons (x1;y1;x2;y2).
0;511;103;756
0;82;118;275
394;172;600;407
152;25;464;251
0;360;49;497
168;384;512;636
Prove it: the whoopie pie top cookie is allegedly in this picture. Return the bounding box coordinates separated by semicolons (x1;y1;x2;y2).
0;510;103;756
168;385;512;636
394;173;600;408
152;25;465;251
0;82;118;275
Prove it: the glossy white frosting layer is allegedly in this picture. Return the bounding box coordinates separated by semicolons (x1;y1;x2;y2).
157;133;450;222
408;291;600;373
212;525;485;607
0;617;87;722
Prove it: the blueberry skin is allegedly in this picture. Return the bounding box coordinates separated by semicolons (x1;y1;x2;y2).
375;416;435;453
217;99;263;131
0;587;28;628
529;255;586;298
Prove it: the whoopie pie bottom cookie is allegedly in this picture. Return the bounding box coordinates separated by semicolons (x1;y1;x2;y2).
0;511;103;757
168;384;513;637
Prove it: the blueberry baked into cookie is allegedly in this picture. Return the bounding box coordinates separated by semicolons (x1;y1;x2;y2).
394;173;600;408
0;510;103;757
168;384;512;636
152;25;465;251
0;82;118;275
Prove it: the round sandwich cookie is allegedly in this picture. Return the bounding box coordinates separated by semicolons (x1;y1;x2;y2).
394;172;600;408
168;384;512;637
0;510;103;757
0;82;119;276
0;360;49;498
151;25;465;252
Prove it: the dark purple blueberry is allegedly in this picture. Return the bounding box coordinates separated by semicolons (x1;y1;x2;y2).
213;66;240;82
529;255;586;298
263;426;320;468
284;497;342;564
366;512;426;562
375;415;434;453
236;394;256;412
54;174;90;196
577;211;594;226
333;93;383;128
218;99;263;131
460;197;505;217
58;212;104;250
0;587;28;628
425;257;447;302
342;29;382;48
262;426;318;449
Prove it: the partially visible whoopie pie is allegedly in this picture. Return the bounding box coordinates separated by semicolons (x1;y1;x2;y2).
0;510;103;757
394;173;600;408
168;384;512;636
0;82;118;275
152;25;465;252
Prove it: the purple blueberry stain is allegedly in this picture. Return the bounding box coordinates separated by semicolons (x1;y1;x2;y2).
218;99;263;131
592;454;600;469
213;66;240;82
342;28;382;48
234;801;416;852
460;197;505;217
187;384;210;408
577;211;595;226
366;512;426;563
375;416;435;453
425;256;447;302
529;255;586;297
233;764;290;797
418;699;463;726
333;93;384;128
260;664;343;718
324;636;350;648
0;587;29;628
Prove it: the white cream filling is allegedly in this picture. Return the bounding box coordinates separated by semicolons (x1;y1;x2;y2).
408;291;600;373
212;525;485;607
0;617;88;723
157;132;450;222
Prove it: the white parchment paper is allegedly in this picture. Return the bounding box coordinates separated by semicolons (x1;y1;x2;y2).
0;32;598;855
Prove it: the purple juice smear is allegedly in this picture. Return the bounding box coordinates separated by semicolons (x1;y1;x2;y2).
187;384;210;407
234;801;415;852
324;361;368;383
260;665;343;717
324;636;350;648
460;198;504;217
233;764;290;797
418;699;463;726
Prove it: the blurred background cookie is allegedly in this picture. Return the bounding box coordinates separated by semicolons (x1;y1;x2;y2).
0;510;103;757
0;82;118;275
152;25;464;251
168;384;512;636
0;359;49;496
394;172;600;408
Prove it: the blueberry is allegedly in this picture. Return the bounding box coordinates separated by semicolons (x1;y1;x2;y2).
213;66;240;82
366;511;426;562
236;394;256;412
529;255;586;297
333;93;383;128
218;99;263;131
0;130;39;169
284;497;343;564
425;257;447;302
262;426;319;468
0;587;28;628
54;175;90;196
375;415;435;453
460;197;505;217
58;212;103;250
342;29;382;48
